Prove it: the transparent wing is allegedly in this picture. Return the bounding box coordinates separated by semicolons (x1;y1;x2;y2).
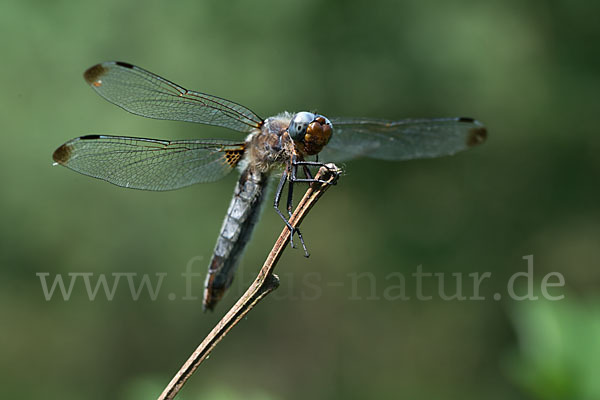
84;61;263;133
53;135;246;191
319;117;487;162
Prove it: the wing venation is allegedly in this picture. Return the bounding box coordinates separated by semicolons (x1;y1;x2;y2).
319;117;487;162
53;135;245;191
84;61;263;133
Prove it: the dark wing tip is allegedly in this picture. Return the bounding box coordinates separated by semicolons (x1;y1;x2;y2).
83;63;108;86
52;143;73;165
467;124;487;147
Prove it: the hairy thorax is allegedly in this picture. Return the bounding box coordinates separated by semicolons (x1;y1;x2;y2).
244;112;296;173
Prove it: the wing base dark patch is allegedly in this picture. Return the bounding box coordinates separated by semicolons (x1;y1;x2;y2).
224;148;245;167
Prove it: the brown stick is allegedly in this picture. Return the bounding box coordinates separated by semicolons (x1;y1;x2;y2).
158;164;341;400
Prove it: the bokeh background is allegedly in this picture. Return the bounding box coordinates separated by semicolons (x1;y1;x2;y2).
2;0;599;399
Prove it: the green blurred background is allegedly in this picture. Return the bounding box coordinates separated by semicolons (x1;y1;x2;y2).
1;0;599;399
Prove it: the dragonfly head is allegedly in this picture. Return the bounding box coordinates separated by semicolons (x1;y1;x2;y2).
288;112;333;156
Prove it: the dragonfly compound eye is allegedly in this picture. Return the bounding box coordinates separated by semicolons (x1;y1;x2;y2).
288;111;316;141
303;114;333;155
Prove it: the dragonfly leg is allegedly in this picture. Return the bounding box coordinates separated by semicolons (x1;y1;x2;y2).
274;167;309;257
274;168;294;248
302;164;314;181
287;163;309;257
291;159;337;185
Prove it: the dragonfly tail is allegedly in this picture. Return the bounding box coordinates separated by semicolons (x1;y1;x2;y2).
203;167;269;311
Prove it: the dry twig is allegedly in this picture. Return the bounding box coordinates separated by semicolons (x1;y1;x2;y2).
158;164;341;400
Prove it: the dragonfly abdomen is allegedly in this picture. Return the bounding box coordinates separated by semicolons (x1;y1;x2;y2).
203;167;269;311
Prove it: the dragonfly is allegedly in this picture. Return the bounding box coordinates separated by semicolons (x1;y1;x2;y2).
53;61;487;311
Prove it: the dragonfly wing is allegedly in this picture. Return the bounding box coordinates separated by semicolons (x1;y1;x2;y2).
84;61;263;133
319;117;487;162
53;135;246;191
